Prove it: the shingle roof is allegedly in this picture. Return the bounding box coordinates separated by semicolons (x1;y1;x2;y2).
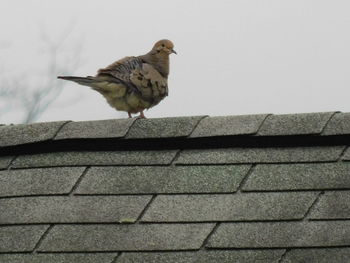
1;112;350;262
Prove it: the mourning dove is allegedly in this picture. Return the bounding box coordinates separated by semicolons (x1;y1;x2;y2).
58;39;176;118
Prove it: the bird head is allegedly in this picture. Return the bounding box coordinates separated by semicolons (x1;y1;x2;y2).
152;39;177;56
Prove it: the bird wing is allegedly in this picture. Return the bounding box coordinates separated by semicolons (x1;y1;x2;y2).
97;56;168;103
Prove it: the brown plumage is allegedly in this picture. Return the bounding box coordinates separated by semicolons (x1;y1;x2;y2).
58;39;176;118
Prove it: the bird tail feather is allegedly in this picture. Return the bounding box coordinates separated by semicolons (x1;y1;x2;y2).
57;76;99;87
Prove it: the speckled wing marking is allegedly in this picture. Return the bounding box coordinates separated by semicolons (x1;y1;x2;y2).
130;63;168;105
98;56;168;106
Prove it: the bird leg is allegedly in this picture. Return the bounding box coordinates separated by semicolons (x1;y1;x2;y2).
128;112;132;118
139;110;146;119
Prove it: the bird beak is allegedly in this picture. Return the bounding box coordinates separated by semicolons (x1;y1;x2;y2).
171;49;177;55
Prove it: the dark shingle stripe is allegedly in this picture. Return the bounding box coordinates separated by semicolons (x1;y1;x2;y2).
207;221;350;248
0;156;14;169
12;150;178;168
257;112;334;136
308;191;350;220
0;121;69;147
283;248;350;263
243;163;350;191
38;224;214;252
117;250;285;263
0;225;48;252
323;112;350;135
76;165;250;194
0;253;118;263
0;196;152;224
190;114;268;137
176;146;344;164
0;167;85;197
54;119;136;140
126;116;205;139
141;192;318;222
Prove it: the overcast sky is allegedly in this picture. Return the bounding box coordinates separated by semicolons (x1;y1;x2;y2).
1;0;350;123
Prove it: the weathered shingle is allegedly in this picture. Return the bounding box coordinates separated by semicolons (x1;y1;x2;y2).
323;112;350;135
141;192;318;222
0;225;48;252
243;163;350;191
0;167;84;197
38;224;214;251
257;112;334;136
176;146;344;164
0;253;118;263
283;248;350;263
55;119;135;139
341;147;350;160
0;121;68;147
207;221;350;248
0;196;151;224
117;250;285;263
0;156;14;169
13;150;178;168
126;116;205;138
76;165;250;194
190;114;268;137
2;112;350;259
309;191;350;219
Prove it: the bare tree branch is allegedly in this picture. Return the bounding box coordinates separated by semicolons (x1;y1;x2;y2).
0;23;84;124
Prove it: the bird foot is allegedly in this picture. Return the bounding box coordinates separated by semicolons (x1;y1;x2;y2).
139;111;146;119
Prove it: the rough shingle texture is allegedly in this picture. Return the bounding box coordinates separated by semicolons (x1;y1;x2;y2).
243;162;350;191
141;192;318;222
258;112;334;135
39;224;214;251
0;225;48;252
76;165;250;194
55;118;135;139
13;150;178;168
0;121;68;147
1;112;350;262
176;146;344;164
190;114;267;137
0;167;84;197
126;116;205;138
0;156;13;169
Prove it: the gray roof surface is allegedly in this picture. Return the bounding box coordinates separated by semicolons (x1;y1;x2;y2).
1;112;350;262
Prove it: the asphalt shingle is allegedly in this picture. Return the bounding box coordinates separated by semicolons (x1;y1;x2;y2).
341;147;350;161
243;163;350;191
309;191;350;219
257;112;334;136
38;224;214;251
323;112;350;135
141;192;318;222
55;119;135;139
0;156;14;169
176;146;344;164
0;253;118;263
207;221;350;248
13;150;178;168
0;121;68;147
190;114;268;137
283;248;350;263
117;250;285;263
76;165;250;194
126;116;205;139
0;167;84;197
0;225;48;252
0;196;152;224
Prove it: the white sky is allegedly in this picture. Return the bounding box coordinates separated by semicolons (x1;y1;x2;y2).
1;0;350;123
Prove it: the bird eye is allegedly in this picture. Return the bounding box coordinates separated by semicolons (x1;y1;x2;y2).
161;44;165;47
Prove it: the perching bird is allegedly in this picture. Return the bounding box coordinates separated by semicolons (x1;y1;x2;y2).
58;39;176;118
